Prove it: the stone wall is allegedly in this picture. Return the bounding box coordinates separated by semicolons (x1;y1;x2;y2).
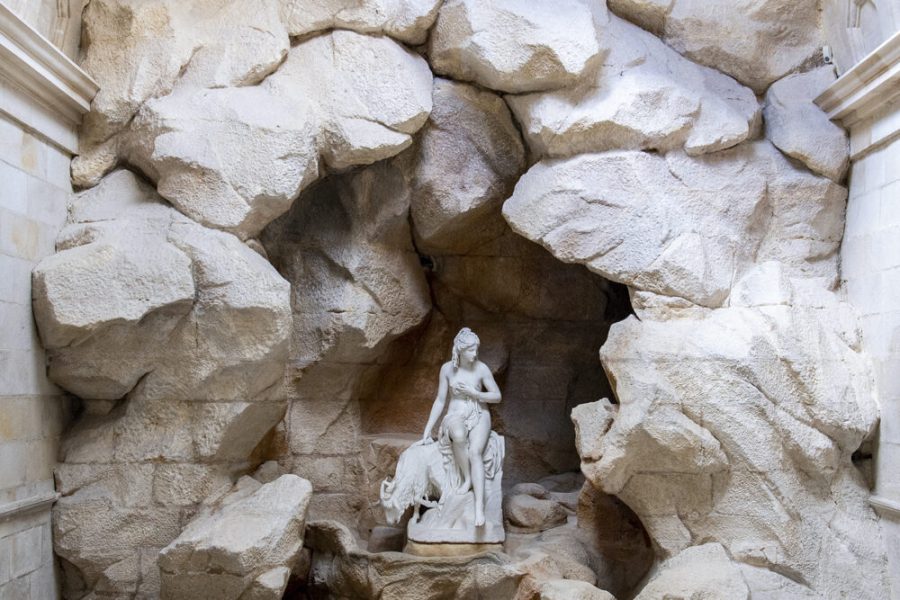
819;32;900;596
0;4;95;598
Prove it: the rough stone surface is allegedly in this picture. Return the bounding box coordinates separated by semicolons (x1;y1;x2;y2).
306;520;525;599
408;79;525;255
504;485;569;533
607;0;823;92
503;141;846;308
281;0;443;44
764;66;850;182
429;0;607;93
37;171;291;598
124;30;433;239
539;579;616;600
159;475;312;600
575;271;890;598
507;15;760;159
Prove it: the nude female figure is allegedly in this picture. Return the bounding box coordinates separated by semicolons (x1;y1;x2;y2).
421;328;501;527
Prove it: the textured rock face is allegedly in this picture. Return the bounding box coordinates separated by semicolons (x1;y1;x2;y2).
607;0;823;92
124;30;433;239
34;0;893;597
281;0;443;44
159;475;312;600
429;0;607;93
503;141;845;308
507;15;760;159
572;271;889;597
409;79;525;255
764;66;850;182
36;171;291;597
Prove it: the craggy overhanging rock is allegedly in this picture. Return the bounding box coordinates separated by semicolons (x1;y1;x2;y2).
429;0;608;94
125;30;433;239
74;0;443;187
35;171;292;598
764;66;850;182
159;475;313;600
574;274;889;598
502;141;846;308
507;15;760;159
607;0;823;93
408;78;525;255
261;159;431;522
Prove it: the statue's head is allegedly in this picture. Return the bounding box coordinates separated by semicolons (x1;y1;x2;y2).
451;327;480;369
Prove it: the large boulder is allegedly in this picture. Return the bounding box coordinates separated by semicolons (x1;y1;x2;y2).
124;30;433;239
502;142;846;308
159;475;313;600
607;0;823;93
408;79;525;255
764;66;849;182
429;0;607;93
574;271;890;598
507;15;760;159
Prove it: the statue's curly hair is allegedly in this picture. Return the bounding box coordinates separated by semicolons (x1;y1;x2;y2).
451;327;480;370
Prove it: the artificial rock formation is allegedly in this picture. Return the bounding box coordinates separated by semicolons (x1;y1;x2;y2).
764;66;850;182
429;0;607;94
507;15;760;159
159;475;312;600
408;78;525;255
607;0;823;92
124;30;433;239
33;0;895;597
37;171;291;597
503;141;845;308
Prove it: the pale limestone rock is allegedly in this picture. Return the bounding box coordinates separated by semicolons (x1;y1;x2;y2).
764;67;850;182
502;141;846;308
635;544;825;599
125;31;433;239
539;579;616;600
504;485;569;533
34;171;291;402
429;0;607;93
634;544;749;599
579;286;889;598
608;0;823;92
158;475;312;600
507;15;760;159
78;0;290;148
281;0;443;44
39;171;291;598
408;79;525;255
307;520;524;598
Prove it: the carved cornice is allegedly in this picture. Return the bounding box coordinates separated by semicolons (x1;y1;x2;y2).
0;491;59;522
0;2;97;153
815;28;900;127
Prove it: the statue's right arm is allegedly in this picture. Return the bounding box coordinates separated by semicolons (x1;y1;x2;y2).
422;364;449;443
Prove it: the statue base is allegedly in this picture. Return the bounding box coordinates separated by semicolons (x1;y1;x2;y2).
404;541;504;557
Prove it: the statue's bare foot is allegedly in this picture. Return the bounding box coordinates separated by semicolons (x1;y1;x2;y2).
474;507;485;527
457;479;471;494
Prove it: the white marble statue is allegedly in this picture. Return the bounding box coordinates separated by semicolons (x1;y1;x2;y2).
381;328;506;547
